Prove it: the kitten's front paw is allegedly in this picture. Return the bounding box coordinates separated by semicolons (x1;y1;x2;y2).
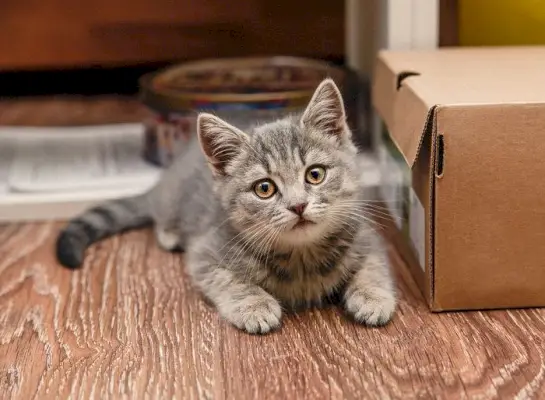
344;288;396;327
221;294;282;334
155;227;182;252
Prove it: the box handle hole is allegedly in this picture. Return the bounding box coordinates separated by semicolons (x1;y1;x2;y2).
396;71;420;90
436;135;445;177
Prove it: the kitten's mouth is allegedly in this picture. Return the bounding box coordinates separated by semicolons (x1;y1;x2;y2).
292;218;315;230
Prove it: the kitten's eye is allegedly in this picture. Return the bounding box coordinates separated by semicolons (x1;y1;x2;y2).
254;179;276;199
305;166;327;184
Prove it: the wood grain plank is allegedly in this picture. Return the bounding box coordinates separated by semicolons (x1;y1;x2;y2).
1;222;545;399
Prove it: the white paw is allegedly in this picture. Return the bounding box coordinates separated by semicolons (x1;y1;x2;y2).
221;295;282;334
344;288;396;327
155;227;180;251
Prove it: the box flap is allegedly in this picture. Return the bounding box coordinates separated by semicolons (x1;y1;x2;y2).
372;46;545;168
372;53;436;168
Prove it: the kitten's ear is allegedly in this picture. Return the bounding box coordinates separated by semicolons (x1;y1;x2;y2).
301;78;348;139
197;113;249;177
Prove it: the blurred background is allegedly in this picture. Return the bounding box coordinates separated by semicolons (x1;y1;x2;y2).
3;0;545;222
2;1;345;95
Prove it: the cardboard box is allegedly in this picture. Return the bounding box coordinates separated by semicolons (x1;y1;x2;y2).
372;47;545;311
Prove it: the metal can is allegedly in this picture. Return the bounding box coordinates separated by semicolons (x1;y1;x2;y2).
139;56;352;167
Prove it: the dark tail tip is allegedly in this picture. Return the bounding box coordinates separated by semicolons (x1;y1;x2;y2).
56;230;86;269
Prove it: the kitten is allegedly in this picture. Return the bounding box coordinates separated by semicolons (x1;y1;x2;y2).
56;79;396;334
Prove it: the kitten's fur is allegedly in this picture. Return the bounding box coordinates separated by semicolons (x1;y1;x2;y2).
56;79;396;333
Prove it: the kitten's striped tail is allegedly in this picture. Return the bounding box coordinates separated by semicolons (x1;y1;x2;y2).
56;195;152;269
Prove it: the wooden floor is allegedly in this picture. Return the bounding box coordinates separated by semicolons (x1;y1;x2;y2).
2;223;545;399
2;98;545;399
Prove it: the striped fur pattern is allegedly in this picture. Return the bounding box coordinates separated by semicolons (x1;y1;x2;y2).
56;79;396;334
56;195;151;269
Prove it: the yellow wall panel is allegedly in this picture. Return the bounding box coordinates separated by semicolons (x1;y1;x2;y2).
459;0;545;46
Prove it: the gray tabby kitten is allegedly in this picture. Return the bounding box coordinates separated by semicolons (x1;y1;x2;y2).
56;79;396;334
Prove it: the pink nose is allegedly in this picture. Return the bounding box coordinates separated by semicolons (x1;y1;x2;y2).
289;203;307;216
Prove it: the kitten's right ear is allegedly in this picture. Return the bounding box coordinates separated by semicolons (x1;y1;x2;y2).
197;113;249;177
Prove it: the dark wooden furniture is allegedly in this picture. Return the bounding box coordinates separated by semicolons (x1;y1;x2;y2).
1;0;344;70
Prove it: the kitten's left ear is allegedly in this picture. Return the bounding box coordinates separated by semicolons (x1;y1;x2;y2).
301;78;348;139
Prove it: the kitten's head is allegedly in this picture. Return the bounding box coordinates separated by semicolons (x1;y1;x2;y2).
197;79;361;247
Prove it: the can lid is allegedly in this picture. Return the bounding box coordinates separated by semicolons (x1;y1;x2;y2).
139;56;345;112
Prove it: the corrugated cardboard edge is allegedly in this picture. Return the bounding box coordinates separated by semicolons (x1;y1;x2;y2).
427;106;438;310
412;106;438;310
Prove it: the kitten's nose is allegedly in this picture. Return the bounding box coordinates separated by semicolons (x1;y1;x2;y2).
289;203;308;216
